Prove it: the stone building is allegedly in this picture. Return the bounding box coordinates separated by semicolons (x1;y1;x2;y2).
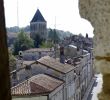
75;53;94;100
22;48;54;61
12;74;64;100
11;50;94;100
11;42;94;100
11;56;76;100
30;9;47;42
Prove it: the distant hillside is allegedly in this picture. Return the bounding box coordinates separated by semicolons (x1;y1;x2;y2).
7;26;30;33
47;28;72;41
56;29;72;40
7;26;19;33
7;26;73;40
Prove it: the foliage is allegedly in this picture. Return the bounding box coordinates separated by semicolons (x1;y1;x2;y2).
7;26;30;33
7;26;73;42
79;33;83;37
34;34;43;48
7;26;19;33
13;31;34;55
9;49;16;71
40;41;54;48
21;25;30;32
48;29;60;43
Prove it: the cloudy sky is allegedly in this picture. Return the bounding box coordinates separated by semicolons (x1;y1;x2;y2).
4;0;94;37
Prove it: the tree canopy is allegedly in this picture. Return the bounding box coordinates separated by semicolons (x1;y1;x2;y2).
34;34;43;48
9;49;16;71
48;29;60;43
13;31;34;55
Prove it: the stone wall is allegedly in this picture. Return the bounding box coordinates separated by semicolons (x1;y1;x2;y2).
79;0;110;74
79;0;110;99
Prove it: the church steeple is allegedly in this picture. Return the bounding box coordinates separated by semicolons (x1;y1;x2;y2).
31;9;46;23
30;9;47;47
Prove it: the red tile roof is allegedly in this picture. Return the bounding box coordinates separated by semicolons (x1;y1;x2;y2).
11;74;63;96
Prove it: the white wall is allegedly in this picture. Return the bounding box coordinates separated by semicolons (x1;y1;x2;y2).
65;70;75;100
49;85;64;100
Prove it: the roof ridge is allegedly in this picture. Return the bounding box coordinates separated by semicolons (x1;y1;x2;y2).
37;56;74;74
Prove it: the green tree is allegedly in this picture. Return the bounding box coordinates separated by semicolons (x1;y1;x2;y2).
40;41;53;48
48;29;60;43
53;29;60;43
34;34;43;48
9;49;16;71
48;29;53;41
14;31;34;55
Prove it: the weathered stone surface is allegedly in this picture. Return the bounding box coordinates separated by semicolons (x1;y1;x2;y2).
79;0;110;73
79;0;110;99
98;74;110;100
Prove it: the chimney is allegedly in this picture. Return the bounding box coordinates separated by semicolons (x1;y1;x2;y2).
60;46;65;64
12;71;18;86
25;65;32;79
38;52;41;59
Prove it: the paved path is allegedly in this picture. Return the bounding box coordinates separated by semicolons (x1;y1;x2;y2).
87;74;103;100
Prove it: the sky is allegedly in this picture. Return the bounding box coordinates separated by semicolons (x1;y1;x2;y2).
4;0;94;37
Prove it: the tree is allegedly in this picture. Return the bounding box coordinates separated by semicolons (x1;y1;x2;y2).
8;49;16;71
34;34;43;48
53;29;60;43
48;29;53;41
40;41;53;48
48;29;60;43
13;31;34;55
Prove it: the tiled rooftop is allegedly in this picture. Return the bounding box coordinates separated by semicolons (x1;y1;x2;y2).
11;74;64;96
37;56;74;74
23;61;36;66
24;48;52;53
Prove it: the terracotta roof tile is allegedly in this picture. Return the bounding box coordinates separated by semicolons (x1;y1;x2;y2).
11;74;63;96
37;56;74;74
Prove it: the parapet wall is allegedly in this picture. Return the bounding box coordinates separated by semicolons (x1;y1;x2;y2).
79;0;110;74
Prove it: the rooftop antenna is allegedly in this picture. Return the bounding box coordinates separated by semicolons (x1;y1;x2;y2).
54;16;56;29
17;0;19;27
54;16;56;59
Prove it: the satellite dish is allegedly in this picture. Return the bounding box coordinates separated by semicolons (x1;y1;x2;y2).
19;51;23;58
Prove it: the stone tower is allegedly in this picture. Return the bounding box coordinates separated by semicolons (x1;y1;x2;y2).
30;9;47;41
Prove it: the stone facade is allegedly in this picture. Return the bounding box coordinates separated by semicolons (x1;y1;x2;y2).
30;9;47;40
30;22;47;40
11;51;94;100
22;48;54;61
79;0;110;74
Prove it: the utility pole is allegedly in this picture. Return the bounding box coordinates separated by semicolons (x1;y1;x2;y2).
17;0;19;27
54;16;56;59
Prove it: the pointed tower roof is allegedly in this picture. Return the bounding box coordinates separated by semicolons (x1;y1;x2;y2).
31;9;46;23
